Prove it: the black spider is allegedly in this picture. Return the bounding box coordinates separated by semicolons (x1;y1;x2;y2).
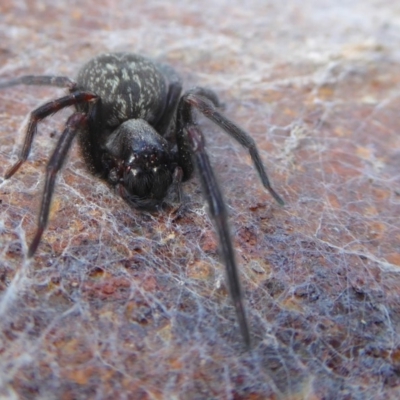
0;52;284;348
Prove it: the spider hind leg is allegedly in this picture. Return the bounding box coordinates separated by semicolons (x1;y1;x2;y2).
183;89;284;205
0;75;76;90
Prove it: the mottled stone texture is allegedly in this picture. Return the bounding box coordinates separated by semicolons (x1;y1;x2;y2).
0;0;399;399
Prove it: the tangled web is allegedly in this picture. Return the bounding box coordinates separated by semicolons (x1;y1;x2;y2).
0;1;400;398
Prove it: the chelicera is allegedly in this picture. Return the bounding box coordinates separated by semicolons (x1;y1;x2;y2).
0;52;284;347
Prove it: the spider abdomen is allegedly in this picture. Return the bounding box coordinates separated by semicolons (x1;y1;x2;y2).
75;53;168;128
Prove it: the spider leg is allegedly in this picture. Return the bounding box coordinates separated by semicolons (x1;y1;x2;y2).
4;91;97;179
0;75;76;90
176;88;284;347
183;124;251;349
181;89;284;205
154;63;182;136
28;112;88;257
171;166;183;203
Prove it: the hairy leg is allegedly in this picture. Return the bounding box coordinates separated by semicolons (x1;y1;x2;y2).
4;91;97;178
28;113;88;257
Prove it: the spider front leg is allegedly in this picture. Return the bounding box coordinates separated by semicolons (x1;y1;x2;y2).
182;124;251;348
176;88;284;347
28;112;88;257
4;91;97;179
176;95;251;347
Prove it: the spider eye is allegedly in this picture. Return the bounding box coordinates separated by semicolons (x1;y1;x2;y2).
108;168;119;184
149;153;158;164
129;168;138;177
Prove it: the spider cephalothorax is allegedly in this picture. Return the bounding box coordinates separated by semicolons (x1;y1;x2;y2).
1;52;284;348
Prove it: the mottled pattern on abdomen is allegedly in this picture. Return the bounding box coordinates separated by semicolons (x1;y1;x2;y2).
76;53;167;128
